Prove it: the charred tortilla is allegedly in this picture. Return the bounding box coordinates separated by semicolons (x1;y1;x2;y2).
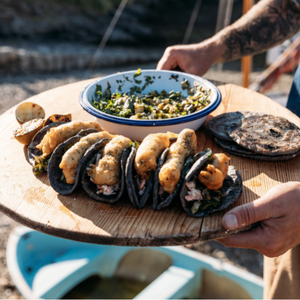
81;139;131;203
215;137;300;161
47;129;106;195
153;128;197;210
152;148;194;210
180;149;242;217
206;111;263;141
214;137;256;155
28;121;67;175
48;136;82;195
28;121;66;166
125;146;154;209
227;114;300;156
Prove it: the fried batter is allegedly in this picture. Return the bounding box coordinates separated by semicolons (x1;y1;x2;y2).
159;129;197;194
88;135;132;186
199;153;230;190
59;131;115;184
134;133;170;180
37;121;101;156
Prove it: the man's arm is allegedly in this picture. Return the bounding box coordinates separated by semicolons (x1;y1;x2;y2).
220;0;300;61
157;0;300;76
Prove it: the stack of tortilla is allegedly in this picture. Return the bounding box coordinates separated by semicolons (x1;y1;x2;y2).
206;111;300;161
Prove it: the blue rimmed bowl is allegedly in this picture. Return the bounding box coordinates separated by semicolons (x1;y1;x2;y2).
79;70;222;141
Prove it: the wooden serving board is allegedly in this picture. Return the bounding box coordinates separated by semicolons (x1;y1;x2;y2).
1;79;300;246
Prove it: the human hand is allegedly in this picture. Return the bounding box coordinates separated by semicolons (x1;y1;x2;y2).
156;40;224;76
217;182;300;257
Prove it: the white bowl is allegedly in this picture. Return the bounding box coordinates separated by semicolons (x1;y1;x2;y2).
79;70;222;141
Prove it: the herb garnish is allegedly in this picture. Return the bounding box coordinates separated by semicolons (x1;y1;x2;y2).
91;70;212;120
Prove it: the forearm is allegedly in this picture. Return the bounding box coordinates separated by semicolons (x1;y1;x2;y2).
210;0;300;63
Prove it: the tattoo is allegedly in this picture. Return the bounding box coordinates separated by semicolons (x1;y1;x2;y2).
221;0;300;61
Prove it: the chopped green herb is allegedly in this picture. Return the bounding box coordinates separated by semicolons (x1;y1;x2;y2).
90;77;212;120
129;140;139;148
134;68;142;78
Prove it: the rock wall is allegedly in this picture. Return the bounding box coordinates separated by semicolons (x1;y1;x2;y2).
0;0;243;46
0;0;245;73
0;42;163;74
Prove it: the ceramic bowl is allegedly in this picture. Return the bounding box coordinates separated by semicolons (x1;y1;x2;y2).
79;69;222;141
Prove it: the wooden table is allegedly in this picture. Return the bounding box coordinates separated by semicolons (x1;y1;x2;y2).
1;79;299;246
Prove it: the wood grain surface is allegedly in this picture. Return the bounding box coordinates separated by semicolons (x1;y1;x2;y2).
1;79;299;246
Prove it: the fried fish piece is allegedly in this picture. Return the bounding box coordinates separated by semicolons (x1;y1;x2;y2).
88;135;132;186
134;133;170;180
36;121;101;156
198;153;230;190
59;131;116;184
159;129;197;194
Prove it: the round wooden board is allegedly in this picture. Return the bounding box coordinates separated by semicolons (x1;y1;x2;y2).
1;79;300;246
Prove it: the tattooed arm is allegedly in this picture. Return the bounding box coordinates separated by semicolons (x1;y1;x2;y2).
220;0;300;60
157;0;300;76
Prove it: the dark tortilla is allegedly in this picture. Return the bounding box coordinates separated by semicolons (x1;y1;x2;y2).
81;139;131;203
206;111;263;141
215;137;300;161
47;129;103;195
152;148;194;210
180;149;242;217
48;136;82;195
214;137;256;155
214;137;265;158
227;114;300;156
28;121;66;166
77;128;99;137
125;147;154;209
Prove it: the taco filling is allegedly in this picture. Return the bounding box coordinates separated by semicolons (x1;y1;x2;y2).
159;129;197;195
185;153;231;214
59;131;115;185
134;133;170;195
87;135;132;195
151;129;197;210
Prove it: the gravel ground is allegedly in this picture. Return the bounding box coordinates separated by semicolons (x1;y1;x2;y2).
0;62;294;299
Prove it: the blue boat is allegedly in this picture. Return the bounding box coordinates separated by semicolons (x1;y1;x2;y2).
7;226;263;299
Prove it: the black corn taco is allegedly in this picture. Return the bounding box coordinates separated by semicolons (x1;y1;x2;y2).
28;121;101;175
125;133;171;209
152;129;197;210
125;146;154;209
47;130;117;196
48;135;82;195
153;148;194;210
81;136;132;203
77;128;99;137
28;121;66;175
180;149;242;217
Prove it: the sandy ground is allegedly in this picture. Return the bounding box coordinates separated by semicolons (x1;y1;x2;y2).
0;62;294;299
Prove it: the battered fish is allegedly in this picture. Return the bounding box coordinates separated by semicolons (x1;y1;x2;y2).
36;121;101;156
88;135;132;186
59;131;115;184
159;129;197;194
134;133;170;180
198;153;230;190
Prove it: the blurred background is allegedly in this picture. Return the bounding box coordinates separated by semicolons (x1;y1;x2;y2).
0;0;296;298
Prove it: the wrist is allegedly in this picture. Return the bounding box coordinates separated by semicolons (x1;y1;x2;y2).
197;36;227;65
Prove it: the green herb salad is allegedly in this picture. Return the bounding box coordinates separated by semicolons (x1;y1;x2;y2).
91;69;212;120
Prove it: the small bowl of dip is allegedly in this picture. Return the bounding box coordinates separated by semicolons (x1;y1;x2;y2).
79;69;222;141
